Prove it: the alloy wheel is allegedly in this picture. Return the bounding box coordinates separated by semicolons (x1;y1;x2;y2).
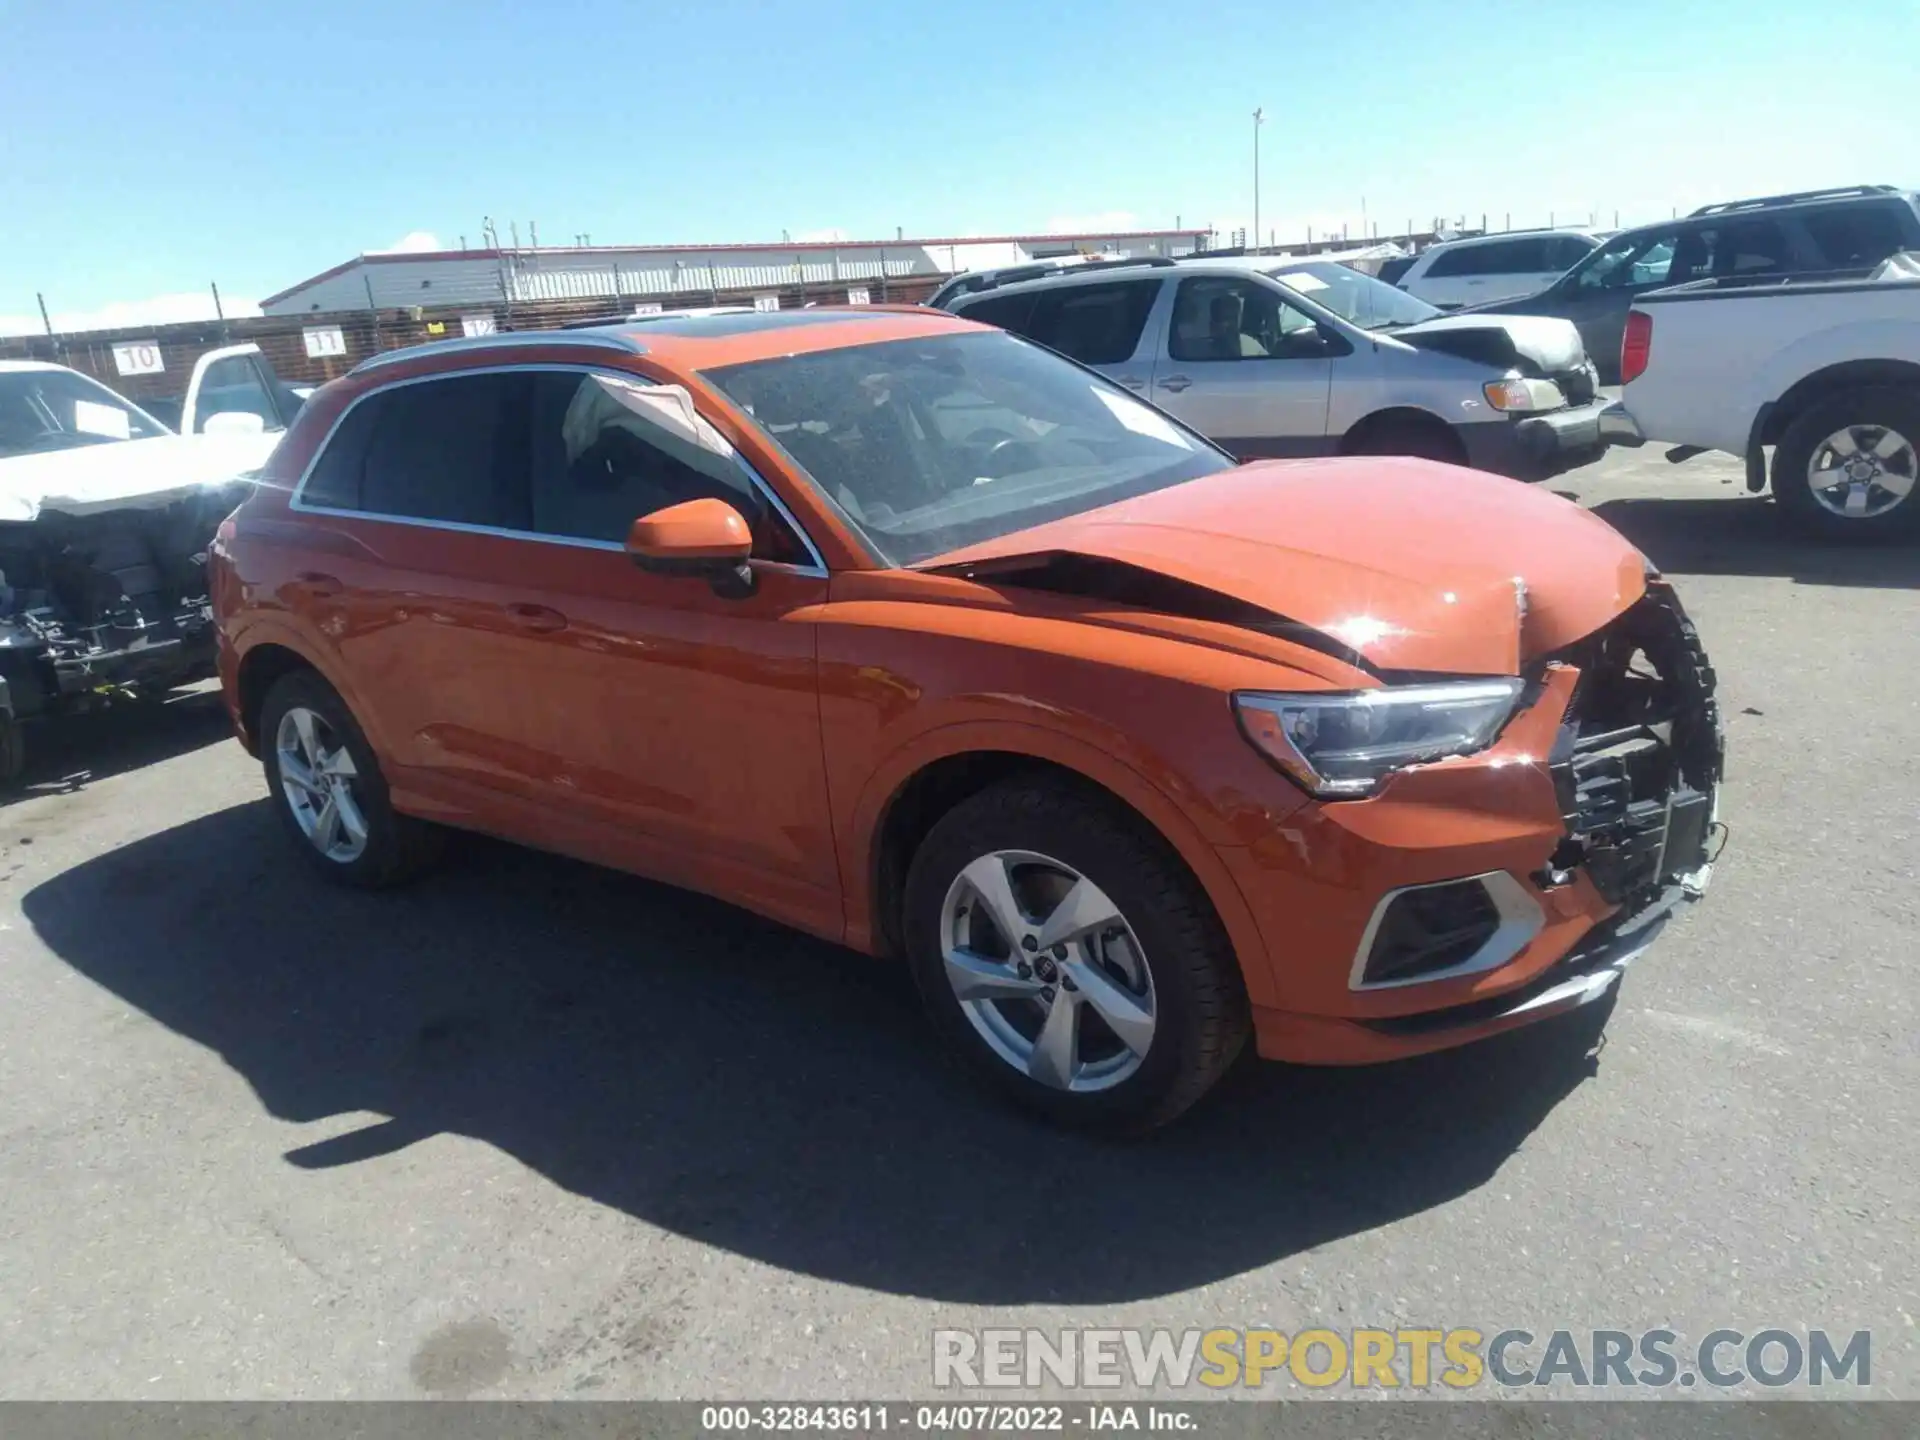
274;705;369;863
938;849;1156;1092
1808;424;1917;519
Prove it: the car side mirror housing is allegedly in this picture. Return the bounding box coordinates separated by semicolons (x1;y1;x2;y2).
626;497;757;597
203;410;268;437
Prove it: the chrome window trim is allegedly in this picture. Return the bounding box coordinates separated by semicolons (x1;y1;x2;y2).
288;363;829;577
348;331;644;376
1347;870;1545;992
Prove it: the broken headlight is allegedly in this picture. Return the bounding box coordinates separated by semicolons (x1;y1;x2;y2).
1235;679;1524;798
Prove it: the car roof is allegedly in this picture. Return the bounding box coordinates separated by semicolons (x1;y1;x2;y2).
0;360;69;374
1424;229;1599;252
951;256;1263;303
350;306;987;378
1605;188;1920;244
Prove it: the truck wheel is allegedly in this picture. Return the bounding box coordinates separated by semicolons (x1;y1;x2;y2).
1772;387;1920;541
902;777;1249;1134
258;670;442;887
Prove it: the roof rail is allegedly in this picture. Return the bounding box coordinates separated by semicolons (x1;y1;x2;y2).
1689;185;1898;217
970;255;1177;294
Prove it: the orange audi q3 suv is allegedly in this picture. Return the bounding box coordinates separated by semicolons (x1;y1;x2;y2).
212;307;1722;1130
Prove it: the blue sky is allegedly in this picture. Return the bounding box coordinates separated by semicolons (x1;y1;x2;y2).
2;0;1914;333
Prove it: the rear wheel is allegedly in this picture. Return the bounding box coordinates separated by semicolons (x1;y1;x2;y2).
1772;387;1920;541
902;778;1248;1134
258;670;441;887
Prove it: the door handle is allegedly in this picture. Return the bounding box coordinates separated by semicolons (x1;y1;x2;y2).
293;570;342;598
505;602;568;634
1114;374;1146;390
1157;375;1192;393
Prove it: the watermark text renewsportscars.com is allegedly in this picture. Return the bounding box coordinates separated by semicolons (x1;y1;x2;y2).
932;1327;1871;1391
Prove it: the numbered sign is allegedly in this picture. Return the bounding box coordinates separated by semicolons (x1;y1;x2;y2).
845;287;871;306
111;342;165;376
753;294;780;312
460;313;497;338
631;302;664;316
303;325;347;359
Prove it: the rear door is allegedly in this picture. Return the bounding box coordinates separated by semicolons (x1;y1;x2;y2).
1149;274;1337;456
997;278;1163;394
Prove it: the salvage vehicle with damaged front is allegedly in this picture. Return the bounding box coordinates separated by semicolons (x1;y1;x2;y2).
0;349;286;780
212;309;1724;1132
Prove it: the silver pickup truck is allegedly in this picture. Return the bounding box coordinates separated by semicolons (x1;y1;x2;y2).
939;256;1611;481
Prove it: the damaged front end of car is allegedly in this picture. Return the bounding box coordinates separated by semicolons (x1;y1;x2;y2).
0;481;253;782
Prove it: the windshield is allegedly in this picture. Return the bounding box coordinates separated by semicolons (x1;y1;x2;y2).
1266;262;1439;330
705;331;1234;567
0;368;169;459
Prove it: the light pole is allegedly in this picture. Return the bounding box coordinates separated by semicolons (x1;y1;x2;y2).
1251;107;1264;255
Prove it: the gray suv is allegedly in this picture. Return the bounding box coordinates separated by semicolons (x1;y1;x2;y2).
942;257;1610;481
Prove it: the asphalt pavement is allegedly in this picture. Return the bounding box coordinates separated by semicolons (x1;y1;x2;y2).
1;446;1915;1402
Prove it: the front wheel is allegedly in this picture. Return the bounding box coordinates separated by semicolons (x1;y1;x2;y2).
258;669;441;887
1772;387;1920;541
902;778;1249;1134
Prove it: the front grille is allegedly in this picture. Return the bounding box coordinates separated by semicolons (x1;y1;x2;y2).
1361;879;1502;986
1546;581;1723;906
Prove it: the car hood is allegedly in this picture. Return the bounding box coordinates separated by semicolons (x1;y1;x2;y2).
922;459;1649;676
0;431;278;523
1387;311;1587;372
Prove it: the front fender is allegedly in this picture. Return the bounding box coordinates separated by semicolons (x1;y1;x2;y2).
841;716;1279;1009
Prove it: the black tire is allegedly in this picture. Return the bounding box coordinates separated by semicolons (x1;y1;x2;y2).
902;777;1249;1135
1348;416;1466;466
257;669;441;888
1771;386;1920;542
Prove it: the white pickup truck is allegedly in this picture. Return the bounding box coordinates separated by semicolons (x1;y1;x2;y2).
0;343;293;779
1601;257;1920;540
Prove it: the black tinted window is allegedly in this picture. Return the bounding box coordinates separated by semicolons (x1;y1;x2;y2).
1803;206;1906;268
1022;281;1158;364
956;291;1038;331
1421;244;1487;279
1548;235;1596;269
530;371;801;559
356;373;531;529
300;400;379;508
1485;238;1551;272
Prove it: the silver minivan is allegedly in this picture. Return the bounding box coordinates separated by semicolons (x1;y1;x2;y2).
941;257;1609;481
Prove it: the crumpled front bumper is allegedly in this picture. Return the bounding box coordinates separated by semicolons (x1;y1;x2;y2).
1462;399;1612;481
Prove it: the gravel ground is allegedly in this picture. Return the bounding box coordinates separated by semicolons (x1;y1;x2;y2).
0;445;1914;1403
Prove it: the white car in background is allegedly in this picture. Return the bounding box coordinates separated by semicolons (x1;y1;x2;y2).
1397;230;1602;309
0;344;289;780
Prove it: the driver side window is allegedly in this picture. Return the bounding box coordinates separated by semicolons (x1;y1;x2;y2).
528;371;805;562
1576;232;1677;291
1169;278;1319;362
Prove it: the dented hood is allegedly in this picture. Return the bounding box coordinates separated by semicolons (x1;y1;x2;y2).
0;430;276;523
1389;311;1588;372
923;459;1649;675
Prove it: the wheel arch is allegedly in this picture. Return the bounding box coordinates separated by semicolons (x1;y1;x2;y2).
230;623;389;758
1339;405;1468;463
1761;360;1920;445
850;723;1276;1008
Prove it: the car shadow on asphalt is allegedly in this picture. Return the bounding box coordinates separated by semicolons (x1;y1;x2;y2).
2;685;234;807
22;799;1614;1304
1587;492;1920;588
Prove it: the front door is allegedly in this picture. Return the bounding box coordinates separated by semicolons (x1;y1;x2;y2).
1150;274;1336;458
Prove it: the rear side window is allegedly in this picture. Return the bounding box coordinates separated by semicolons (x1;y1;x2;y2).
1803;206;1906;268
1484;238;1552;272
1421;244;1488;279
956;291;1038;331
318;373;532;530
1021;281;1159;365
1546;235;1596;269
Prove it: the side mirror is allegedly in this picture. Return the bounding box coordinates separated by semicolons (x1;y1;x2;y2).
203;410;267;437
626;497;756;597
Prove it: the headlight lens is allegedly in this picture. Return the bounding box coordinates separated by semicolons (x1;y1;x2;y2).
1483;377;1566;413
1235;679;1525;798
